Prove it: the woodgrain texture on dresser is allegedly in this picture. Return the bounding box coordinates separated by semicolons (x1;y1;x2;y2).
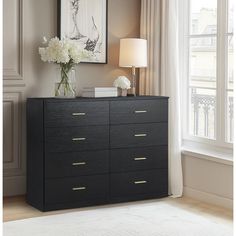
27;96;169;211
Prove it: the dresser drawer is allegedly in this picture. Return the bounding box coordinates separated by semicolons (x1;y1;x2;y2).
110;169;168;198
45;150;109;178
45;126;109;152
45;175;109;204
110;123;168;148
110;146;168;173
45;101;109;127
110;99;168;124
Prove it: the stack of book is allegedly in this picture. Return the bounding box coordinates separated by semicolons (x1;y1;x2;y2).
82;87;118;98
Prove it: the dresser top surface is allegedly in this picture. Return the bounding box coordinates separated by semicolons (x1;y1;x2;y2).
27;95;169;102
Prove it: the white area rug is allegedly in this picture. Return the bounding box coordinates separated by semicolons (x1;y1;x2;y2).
4;201;232;236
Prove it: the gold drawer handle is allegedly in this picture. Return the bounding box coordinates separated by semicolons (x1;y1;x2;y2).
72;137;86;141
134;180;147;184
72;162;86;166
134;110;147;113
134;157;147;161
72;187;86;191
72;112;86;116
134;134;147;137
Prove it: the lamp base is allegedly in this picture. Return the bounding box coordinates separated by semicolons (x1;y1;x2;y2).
130;66;137;96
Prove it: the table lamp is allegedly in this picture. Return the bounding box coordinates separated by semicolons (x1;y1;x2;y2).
119;38;147;96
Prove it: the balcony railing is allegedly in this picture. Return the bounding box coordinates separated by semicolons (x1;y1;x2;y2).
190;88;234;142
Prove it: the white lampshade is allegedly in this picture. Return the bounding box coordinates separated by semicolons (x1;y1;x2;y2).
119;38;147;68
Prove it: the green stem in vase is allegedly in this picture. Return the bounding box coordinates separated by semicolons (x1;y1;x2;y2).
56;62;74;97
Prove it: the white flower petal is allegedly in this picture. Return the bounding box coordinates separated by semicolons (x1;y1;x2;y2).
113;76;131;89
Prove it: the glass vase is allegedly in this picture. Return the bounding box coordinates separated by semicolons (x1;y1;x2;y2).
118;88;128;97
55;66;76;98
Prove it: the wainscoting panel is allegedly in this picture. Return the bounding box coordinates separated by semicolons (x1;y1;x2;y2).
3;0;23;81
3;89;26;196
3;0;25;196
3;101;14;164
3;92;23;175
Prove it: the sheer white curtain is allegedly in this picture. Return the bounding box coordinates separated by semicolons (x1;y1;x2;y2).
140;0;183;197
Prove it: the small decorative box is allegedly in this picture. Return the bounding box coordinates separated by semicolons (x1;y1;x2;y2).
82;87;118;98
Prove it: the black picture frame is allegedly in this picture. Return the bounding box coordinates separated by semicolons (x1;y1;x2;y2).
57;0;108;64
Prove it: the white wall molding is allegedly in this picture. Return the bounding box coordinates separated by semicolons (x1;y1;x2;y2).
3;81;26;88
3;90;25;177
183;186;233;210
3;0;23;81
3;0;26;196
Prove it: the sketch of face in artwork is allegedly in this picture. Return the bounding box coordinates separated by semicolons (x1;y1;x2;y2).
62;0;106;63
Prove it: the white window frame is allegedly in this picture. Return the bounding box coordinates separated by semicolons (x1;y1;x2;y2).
180;0;233;152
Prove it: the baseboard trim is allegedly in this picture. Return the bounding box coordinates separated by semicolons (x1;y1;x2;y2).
3;175;26;197
183;186;233;209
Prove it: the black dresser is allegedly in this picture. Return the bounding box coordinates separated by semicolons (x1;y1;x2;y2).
27;96;169;211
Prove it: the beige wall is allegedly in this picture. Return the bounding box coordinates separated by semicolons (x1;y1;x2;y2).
24;0;141;97
182;155;233;209
3;0;141;196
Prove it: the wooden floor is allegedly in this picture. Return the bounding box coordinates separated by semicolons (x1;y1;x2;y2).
3;196;233;226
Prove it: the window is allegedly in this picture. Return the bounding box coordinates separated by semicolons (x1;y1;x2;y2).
226;0;234;143
181;0;234;148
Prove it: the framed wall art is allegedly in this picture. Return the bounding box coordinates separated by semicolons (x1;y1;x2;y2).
58;0;108;64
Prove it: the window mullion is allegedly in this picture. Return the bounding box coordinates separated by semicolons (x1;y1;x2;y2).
181;0;190;140
216;0;227;146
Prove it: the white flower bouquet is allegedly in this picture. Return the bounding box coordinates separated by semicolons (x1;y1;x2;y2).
39;37;88;97
113;76;131;89
39;37;87;64
113;76;131;97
